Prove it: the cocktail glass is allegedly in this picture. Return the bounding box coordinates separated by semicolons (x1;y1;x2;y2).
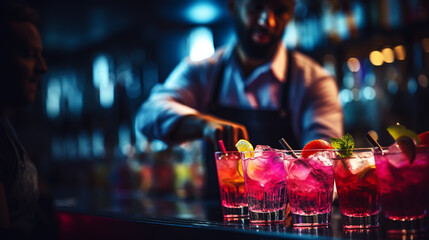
284;150;334;227
332;148;380;228
240;146;287;224
215;151;248;218
374;145;429;233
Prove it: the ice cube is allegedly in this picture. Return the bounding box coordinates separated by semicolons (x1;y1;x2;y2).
387;143;409;168
311;152;333;167
289;160;312;180
302;173;322;192
246;158;269;182
254;145;276;158
345;156;369;175
255;145;273;151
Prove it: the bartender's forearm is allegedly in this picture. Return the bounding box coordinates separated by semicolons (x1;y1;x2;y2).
169;114;248;150
169;114;207;142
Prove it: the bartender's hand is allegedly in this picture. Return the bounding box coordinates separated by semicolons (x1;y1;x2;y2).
200;115;248;151
171;114;248;150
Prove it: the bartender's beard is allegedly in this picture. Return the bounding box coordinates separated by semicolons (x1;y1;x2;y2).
234;20;283;61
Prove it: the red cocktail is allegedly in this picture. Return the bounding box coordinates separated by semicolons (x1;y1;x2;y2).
215;151;248;218
332;149;380;228
374;145;429;233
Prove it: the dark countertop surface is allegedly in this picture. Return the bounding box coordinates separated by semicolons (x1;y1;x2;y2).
52;187;428;240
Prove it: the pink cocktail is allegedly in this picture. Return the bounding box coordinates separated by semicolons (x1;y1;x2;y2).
332;149;380;228
374;145;429;233
241;146;287;224
215;151;248;218
284;150;334;226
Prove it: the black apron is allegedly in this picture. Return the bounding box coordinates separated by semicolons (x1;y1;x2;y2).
203;49;299;200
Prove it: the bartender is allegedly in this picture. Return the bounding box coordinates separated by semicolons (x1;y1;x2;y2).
136;0;343;199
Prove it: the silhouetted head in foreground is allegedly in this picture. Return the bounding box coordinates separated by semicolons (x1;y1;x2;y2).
0;2;47;114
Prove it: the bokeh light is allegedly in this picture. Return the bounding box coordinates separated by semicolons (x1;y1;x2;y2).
418;74;428;88
369;51;384;66
394;45;406;60
347;57;361;72
381;48;395;63
422;38;429;53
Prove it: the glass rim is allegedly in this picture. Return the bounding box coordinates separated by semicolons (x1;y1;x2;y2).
374;145;429;154
240;148;375;153
214;151;240;154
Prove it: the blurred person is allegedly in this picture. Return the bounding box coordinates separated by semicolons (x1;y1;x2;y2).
0;2;57;239
136;0;343;199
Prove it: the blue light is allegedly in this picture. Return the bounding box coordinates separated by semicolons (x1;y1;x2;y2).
323;62;336;77
118;124;131;156
364;72;376;86
64;135;77;160
352;2;365;29
92;129;105;158
408;78;418;94
93;54;115;108
134;119;149;153
100;82;114;108
294;2;308;19
299;16;321;50
78;132;91;159
388;0;401;28
93;54;110;88
284;20;298;48
151;140;167;152
185;2;220;24
126;80;142;99
339;89;353;104
361;86;376;100
46;78;61;119
343;73;354;89
51;136;63;159
189;27;215;61
387;80;398;94
63;74;83;115
336;12;349;39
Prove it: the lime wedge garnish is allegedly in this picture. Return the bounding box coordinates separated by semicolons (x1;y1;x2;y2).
235;139;254;158
397;136;416;164
387;124;420;144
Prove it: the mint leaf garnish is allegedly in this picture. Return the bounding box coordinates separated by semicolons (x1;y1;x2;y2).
330;133;354;158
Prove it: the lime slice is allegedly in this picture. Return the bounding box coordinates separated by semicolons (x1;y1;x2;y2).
387;124;420;144
358;165;376;180
397;136;416;164
235;139;254;158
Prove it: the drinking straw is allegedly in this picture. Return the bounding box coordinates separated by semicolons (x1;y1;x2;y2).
365;132;383;150
279;138;298;158
218;140;227;153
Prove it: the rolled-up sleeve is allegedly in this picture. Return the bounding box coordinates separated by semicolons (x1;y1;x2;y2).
300;75;344;145
289;52;344;146
136;59;202;143
135;52;222;143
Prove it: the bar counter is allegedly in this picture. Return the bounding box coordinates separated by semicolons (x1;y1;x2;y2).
53;187;428;240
